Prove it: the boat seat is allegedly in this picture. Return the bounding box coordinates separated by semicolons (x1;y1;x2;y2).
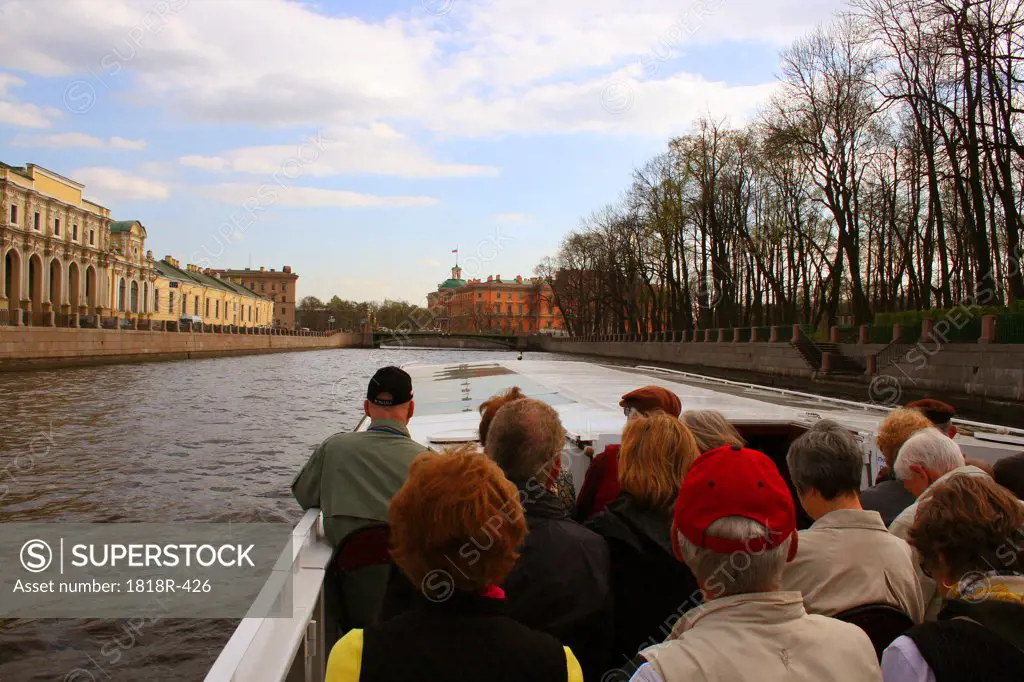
834;603;914;660
333;523;392;572
327;523;394;643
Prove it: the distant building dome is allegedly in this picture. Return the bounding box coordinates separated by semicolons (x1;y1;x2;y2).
438;264;465;289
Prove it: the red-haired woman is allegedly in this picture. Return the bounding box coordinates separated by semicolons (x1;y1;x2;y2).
326;446;584;682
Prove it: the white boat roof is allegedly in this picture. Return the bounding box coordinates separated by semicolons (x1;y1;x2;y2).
399;360;1024;466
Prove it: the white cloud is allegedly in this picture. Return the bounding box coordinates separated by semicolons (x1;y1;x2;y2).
200;183;438;208
0;72;59;128
110;136;146;150
0;0;844;137
180;154;228;172
492;212;530;223
178;124;498;179
71;167;171;201
12;132;147;149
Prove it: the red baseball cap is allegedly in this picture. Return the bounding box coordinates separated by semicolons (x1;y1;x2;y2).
672;444;798;561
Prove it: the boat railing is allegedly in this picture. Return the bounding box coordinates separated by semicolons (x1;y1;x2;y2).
629;364;1024;437
203;508;333;682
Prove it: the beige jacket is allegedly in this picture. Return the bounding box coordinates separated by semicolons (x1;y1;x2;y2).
889;465;991;620
640;592;882;682
782;509;924;622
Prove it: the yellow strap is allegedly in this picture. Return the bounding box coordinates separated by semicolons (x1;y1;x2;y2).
565;646;584;682
325;629;364;682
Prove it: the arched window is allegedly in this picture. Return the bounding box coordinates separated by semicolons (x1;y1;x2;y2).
154;288;160;313
130;281;139;313
118;279;126;312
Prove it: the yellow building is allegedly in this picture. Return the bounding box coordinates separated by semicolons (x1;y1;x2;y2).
1;162;120;324
2;161;276;329
153;257;272;329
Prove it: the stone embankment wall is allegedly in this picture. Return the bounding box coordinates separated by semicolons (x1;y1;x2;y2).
535;337;1024;406
379;336;515;350
0;328;373;372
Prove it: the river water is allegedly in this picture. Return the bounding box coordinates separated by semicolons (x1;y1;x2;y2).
0;348;577;682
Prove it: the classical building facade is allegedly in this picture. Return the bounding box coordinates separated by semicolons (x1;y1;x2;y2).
0;162;158;324
1;162;281;329
426;264;565;334
212;266;298;329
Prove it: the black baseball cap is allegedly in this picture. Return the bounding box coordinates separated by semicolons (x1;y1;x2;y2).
367;366;413;406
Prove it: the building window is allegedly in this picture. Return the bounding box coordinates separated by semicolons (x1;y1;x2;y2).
73;224;78;240
34;212;40;231
496;293;501;299
89;229;95;245
272;283;276;291
280;306;285;315
260;282;265;291
256;309;260;323
9;204;17;225
154;289;160;313
169;292;175;313
518;303;523;315
54;218;60;236
506;303;512;314
519;293;524;300
248;306;252;322
194;296;199;315
215;300;220;318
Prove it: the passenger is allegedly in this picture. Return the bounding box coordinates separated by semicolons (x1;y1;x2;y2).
993;451;1024;500
488;398;613;681
585;412;703;667
575;385;682;522
292;366;426;627
904;398;957;437
860;408;934;526
964;457;995;477
479;386;576;515
782;420;924;622
325;447;584;682
680;409;745;453
632;444;881;682
881;475;1024;682
890;428;990;620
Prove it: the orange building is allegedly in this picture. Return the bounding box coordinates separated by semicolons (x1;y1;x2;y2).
427;264;565;334
211;265;298;329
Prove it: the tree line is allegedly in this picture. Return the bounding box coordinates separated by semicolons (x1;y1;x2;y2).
297;296;428;331
540;0;1024;337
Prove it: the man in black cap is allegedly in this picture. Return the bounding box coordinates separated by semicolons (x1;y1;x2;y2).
292;365;427;626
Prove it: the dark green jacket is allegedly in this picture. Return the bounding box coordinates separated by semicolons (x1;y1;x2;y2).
292;418;428;547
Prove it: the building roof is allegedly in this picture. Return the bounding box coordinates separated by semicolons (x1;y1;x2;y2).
438;277;467;289
110;220;148;239
155;259;270;302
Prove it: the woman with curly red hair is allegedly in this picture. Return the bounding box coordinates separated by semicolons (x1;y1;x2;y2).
326;446;584;682
882;475;1024;682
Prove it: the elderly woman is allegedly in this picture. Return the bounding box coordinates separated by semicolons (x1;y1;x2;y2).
861;408;935;526
479;386;577;514
680;410;745;453
585;412;703;666
326;446;584;682
881;475;1024;682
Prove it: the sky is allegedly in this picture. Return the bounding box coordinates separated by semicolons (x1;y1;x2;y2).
0;0;846;305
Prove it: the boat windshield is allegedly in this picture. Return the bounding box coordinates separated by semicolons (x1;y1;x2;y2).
407;362;577;416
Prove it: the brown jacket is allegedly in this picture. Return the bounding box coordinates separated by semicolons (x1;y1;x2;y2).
640;592;881;682
782;509;924;622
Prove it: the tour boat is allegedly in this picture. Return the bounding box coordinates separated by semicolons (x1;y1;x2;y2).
202;359;1024;682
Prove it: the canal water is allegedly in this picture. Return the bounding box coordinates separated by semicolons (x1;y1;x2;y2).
0;348;579;681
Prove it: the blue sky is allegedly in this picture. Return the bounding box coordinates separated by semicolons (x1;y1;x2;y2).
0;0;844;304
